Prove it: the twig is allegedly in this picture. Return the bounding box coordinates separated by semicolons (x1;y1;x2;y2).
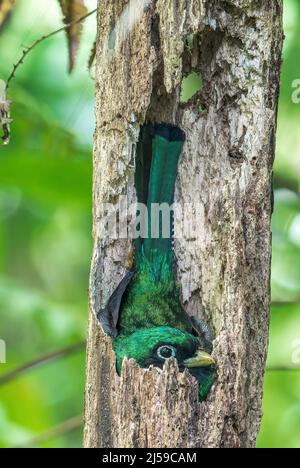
271;298;300;307
0;341;86;386
6;8;98;90
1;336;298;387
12;415;83;448
266;366;300;372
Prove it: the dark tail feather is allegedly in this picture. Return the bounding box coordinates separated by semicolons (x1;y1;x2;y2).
134;124;185;268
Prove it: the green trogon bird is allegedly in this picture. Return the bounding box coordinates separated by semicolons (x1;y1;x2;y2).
98;124;216;401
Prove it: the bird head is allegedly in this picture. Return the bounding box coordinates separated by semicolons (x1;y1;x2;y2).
113;326;215;401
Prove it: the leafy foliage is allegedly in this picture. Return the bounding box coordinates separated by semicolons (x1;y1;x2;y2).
0;0;94;446
0;0;95;145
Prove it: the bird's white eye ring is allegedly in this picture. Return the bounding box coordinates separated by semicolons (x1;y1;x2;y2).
157;345;176;360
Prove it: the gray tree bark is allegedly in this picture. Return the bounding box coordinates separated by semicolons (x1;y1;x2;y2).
84;0;283;448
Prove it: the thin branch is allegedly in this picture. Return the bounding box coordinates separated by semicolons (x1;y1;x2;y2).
12;415;83;448
271;298;300;307
266;366;300;372
6;8;98;90
1;336;298;388
0;341;86;386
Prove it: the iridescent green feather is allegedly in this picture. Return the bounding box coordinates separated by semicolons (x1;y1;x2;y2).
119;124;188;334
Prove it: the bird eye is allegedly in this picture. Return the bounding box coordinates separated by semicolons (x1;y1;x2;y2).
157;345;176;360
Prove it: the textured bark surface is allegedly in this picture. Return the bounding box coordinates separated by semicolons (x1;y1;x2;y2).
84;0;283;448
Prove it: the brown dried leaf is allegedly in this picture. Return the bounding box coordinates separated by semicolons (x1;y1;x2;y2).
0;0;16;32
58;0;88;73
88;37;97;70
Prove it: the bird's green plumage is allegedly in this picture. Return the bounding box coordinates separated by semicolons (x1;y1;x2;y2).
114;327;198;372
117;253;192;336
113;326;215;402
118;124;189;335
110;124;215;402
134;125;184;267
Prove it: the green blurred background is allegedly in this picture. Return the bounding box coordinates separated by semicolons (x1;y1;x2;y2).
0;0;299;448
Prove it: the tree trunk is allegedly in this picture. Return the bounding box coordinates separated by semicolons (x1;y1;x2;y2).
84;0;283;448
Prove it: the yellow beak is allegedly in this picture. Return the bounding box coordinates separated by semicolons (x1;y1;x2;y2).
183;349;215;368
